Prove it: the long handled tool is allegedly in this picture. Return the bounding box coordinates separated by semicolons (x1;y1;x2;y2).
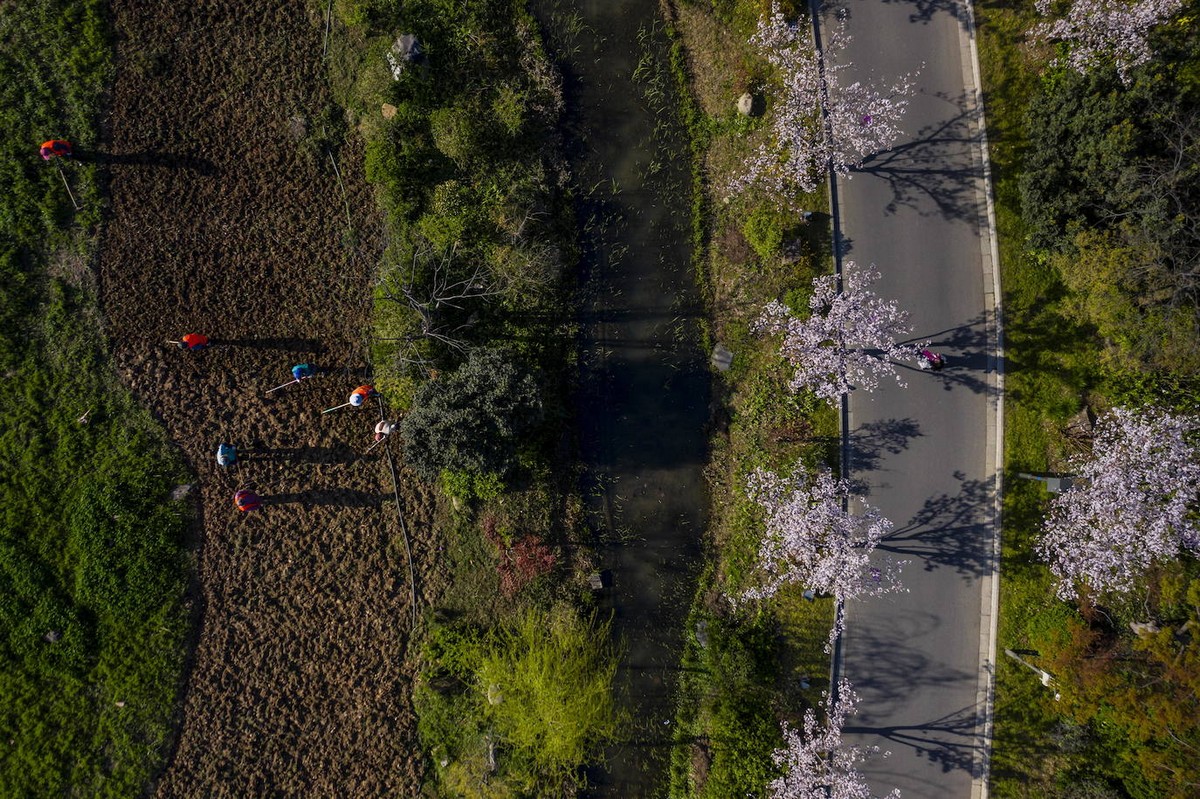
266;375;311;394
55;161;81;211
365;435;388;453
321;401;354;414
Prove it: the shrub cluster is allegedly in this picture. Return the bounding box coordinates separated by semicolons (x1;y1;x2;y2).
415;607;619;796
338;0;572;496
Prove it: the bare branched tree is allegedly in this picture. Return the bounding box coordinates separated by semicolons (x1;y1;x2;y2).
377;242;504;360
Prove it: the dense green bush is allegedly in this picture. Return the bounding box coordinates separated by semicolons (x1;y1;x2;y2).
1019;28;1200;374
416;606;619;796
401;348;543;481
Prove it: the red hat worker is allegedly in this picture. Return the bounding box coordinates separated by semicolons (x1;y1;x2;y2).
234;489;261;513
177;333;210;351
349;384;378;407
40;139;73;160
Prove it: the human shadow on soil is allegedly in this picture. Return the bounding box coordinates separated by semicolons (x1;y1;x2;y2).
75;148;217;175
855;99;986;226
215;337;322;352
242;444;358;465
261;489;383;508
876;472;996;579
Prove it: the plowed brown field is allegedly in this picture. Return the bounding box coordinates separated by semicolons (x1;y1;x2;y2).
98;1;434;795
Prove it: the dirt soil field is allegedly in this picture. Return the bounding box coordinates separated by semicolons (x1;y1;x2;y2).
98;1;437;795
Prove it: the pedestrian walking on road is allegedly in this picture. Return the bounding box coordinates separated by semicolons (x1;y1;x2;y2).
918;349;945;371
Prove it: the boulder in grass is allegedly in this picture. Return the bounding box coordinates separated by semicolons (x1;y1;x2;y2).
386;34;423;80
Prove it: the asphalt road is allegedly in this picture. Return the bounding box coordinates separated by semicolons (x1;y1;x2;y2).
823;1;1002;797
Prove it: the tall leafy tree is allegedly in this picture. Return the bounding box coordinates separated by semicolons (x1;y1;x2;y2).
754;262;923;405
1038;406;1200;598
400;348;542;481
768;680;900;799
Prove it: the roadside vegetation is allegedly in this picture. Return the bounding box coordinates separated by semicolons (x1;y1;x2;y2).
975;0;1200;794
324;0;618;793
0;1;192;795
665;1;841;794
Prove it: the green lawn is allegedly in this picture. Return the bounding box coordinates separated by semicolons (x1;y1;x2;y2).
0;2;192;795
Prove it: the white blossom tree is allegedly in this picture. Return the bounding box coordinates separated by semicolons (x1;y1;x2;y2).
1038;406;1200;599
743;465;901;610
1034;0;1183;83
730;4;915;204
769;680;901;799
754;261;924;405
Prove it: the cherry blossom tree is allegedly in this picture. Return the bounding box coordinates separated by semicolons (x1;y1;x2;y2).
1034;0;1183;82
730;4;915;204
754;261;924;405
769;680;901;799
1038;406;1200;599
743;465;901;609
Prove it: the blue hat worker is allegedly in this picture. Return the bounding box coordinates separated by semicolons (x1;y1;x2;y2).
216;443;238;467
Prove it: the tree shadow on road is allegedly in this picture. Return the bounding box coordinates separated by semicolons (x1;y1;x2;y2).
849;416;924;472
877;472;996;579
845;703;985;778
855;98;987;226
895;311;997;396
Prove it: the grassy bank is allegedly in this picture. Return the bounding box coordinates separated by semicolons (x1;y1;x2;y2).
323;0;618;793
0;1;192;795
666;1;838;795
976;1;1200;795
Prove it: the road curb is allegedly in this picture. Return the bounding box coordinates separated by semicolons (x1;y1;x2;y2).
960;2;1005;797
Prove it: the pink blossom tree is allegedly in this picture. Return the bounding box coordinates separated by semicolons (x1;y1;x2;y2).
730;4;915;204
1038;406;1200;599
743;465;901;609
754;261;924;405
769;680;901;799
1034;0;1183;82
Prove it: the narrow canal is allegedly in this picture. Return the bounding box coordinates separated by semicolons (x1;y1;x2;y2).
534;1;710;794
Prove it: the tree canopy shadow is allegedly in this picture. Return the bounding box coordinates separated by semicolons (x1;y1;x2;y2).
877;471;996;579
849;417;924;472
844;608;975;711
845;703;985;777
894;311;996;396
855;99;987;226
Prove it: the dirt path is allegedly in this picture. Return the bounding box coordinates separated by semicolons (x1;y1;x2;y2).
98;2;433;794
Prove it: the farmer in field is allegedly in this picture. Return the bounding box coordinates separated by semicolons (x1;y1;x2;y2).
234;488;261;512
216;443;238;467
291;363;313;382
349;384;378;407
39;139;73;160
374;419;396;442
177;333;210;351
